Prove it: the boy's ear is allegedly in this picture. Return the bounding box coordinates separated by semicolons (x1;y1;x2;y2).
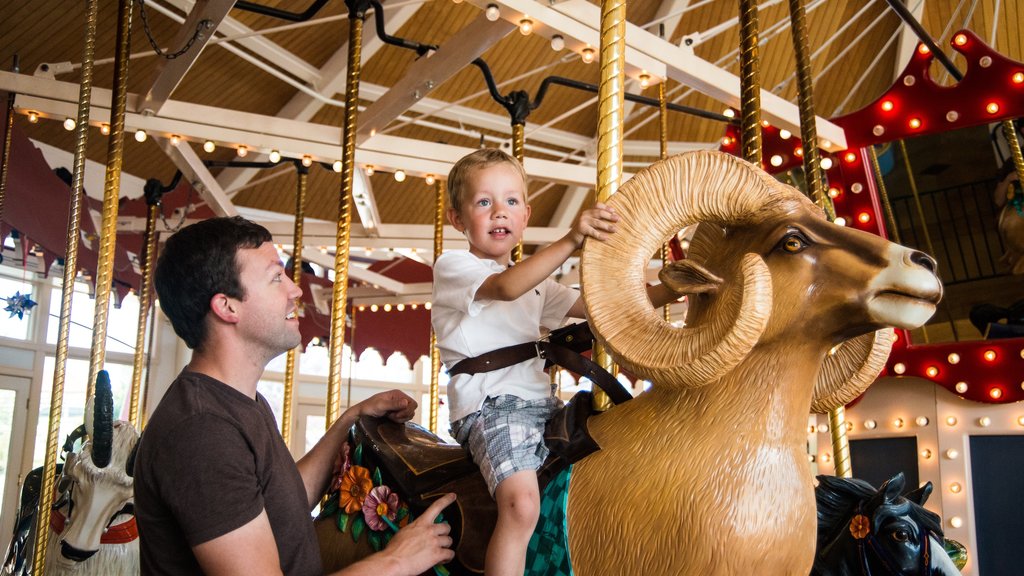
446;208;465;232
209;293;241;324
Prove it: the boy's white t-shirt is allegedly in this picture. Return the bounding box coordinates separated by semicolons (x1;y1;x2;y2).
431;250;579;423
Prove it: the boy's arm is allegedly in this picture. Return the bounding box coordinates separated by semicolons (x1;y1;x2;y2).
475;203;619;302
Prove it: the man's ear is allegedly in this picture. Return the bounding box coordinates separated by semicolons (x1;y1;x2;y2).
446;208;465;233
209;293;241;324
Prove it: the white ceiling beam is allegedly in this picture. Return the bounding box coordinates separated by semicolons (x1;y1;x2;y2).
549;185;591;229
157;137;238;217
138;0;237;115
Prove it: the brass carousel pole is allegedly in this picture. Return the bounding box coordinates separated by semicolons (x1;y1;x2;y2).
510;122;525;263
738;0;762;166
591;0;627;411
128;188;161;428
429;179;444;433
867;145;901;243
658;80;671;322
327;0;370;427
87;0;134;396
1003;121;1024;193
787;0;848;477
282;164;308;445
34;0;100;571
0;56;17;220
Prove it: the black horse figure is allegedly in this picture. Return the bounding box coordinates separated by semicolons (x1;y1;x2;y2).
813;473;963;576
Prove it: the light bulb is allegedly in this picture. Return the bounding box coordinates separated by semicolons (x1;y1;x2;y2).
978;416;991;427
236;145;248;157
949;516;962;529
269;149;281;163
723;108;736;118
945;416;958;426
550;34;565;51
27;111;39;123
769;155;784;167
948;353;960;364
203;140;216;153
63;117;76;131
333;160;343;173
915;416;929;427
581;48;595;64
518;18;533;36
986;102;1000;114
169;134;181;146
485;4;500;21
949;482;962;493
955;381;968;393
365;165;375;176
302;155;313;167
425;174;436;185
909;118;922;129
394;169;406;182
834;217;847;227
893;417;904;429
820;157;834;170
864;419;877;430
100;123;110;135
134;129;147;142
779;129;791;139
639;74;650;88
946;448;959;459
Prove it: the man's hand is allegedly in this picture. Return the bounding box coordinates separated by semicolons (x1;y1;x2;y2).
570;202;619;246
380;493;457;575
356;390;418;423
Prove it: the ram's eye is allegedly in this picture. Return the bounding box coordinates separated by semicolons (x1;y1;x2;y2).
781;235;807;253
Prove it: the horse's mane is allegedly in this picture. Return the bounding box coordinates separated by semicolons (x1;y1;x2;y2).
815;475;944;547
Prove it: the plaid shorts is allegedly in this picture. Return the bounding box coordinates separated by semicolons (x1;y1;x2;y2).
451;395;562;496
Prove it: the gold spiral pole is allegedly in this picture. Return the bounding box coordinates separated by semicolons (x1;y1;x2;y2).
327;5;365;428
828;408;852;478
87;0;134;396
35;1;100;571
591;0;627;412
282;166;308;445
511;122;525;264
738;0;762;165
868;145;901;244
787;0;834;220
128;202;158;429
658;80;671;322
1004;121;1024;188
0;57;17;221
429;179;444;433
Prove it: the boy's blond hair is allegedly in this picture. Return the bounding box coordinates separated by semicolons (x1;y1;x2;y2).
446;148;528;212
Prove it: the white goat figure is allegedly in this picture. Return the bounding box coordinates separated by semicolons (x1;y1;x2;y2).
566;151;944;575
5;371;140;575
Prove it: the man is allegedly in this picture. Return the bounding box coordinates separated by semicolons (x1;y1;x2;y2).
134;216;455;575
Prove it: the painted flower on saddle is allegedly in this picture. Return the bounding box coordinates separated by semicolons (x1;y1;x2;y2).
328;443;352;493
849;514;870;539
338;465;373;514
362;485;400;531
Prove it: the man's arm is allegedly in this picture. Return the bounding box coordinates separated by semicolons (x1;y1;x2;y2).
296;390;417;508
192;495;456;576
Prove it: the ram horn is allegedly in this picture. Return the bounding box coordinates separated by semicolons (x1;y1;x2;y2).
581;151;782;388
85;370;114;468
810;329;895;414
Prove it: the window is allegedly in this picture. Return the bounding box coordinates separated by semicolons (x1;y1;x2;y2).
46;282;140;354
0;274;36;341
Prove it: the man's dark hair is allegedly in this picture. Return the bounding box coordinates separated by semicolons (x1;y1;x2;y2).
155;216;272;350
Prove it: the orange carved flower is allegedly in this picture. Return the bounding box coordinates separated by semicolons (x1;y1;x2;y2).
849;514;870;539
338;465;373;514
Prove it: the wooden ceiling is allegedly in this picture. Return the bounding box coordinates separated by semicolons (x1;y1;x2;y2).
2;0;1022;248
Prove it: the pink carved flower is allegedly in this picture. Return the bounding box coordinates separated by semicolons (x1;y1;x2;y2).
328;443;352;493
362;485;400;531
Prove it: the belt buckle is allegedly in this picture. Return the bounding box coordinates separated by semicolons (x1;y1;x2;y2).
535;341;546;360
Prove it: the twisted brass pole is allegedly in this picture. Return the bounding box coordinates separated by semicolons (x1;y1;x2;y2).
511;122;525;264
738;0;762;165
327;4;365;428
429;179;444;433
35;0;100;571
868;145;901;243
128;202;158;429
828;408;852;478
787;0;834;220
282;166;307;445
658;80;671;322
592;0;627;411
1004;121;1024;186
87;0;134;396
0;56;16;222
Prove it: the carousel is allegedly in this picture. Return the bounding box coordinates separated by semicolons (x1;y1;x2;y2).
0;0;1022;574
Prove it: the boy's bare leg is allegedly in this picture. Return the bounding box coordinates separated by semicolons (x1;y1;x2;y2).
487;470;541;576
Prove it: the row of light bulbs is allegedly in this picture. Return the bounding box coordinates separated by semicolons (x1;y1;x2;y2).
356;302;432;313
811;413;1024;434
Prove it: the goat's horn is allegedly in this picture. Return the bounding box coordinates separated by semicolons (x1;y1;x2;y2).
581;151;778;388
810;329;894;414
87;370;114;468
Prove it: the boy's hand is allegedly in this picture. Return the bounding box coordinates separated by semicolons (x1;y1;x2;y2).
570;202;619;246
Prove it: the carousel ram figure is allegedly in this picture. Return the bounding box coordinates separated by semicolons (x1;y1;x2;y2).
2;372;140;575
318;151;944;575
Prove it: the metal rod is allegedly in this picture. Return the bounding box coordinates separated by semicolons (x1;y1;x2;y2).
129;202;158;428
282;166;308;446
327;2;367;428
234;0;330;22
828;407;852;478
0;56;17;223
511;122;525;264
429;179;444;433
87;0;134;395
738;0;763;165
884;0;963;81
35;1;99;571
658;81;671;323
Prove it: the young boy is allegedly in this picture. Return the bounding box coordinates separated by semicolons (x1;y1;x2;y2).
431;149;678;575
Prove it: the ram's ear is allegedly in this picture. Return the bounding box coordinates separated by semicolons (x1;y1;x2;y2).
659;260;723;295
